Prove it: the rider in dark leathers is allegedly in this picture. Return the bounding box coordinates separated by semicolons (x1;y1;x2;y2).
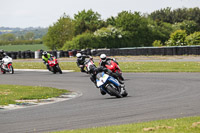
0;50;7;66
0;50;7;60
76;53;92;73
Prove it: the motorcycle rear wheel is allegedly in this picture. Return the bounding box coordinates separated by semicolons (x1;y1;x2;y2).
1;68;5;74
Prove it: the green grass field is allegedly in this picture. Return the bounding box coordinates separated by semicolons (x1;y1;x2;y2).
52;116;200;133
13;61;200;72
0;84;68;105
0;44;49;51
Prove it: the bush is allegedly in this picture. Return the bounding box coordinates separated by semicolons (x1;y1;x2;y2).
166;30;187;46
152;40;163;47
62;32;99;50
186;32;200;45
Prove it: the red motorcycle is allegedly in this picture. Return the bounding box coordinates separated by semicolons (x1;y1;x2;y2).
47;57;62;74
104;60;124;80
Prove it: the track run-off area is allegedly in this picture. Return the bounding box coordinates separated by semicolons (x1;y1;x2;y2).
0;70;200;133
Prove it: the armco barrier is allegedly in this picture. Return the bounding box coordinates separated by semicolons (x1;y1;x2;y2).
4;46;200;59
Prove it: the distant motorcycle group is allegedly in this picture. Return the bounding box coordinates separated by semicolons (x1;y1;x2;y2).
0;49;128;98
76;53;128;98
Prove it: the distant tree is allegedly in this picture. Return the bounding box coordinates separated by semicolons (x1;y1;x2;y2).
94;25;125;48
149;7;173;23
149;7;200;31
73;9;105;35
24;32;34;40
43;14;74;50
0;33;16;41
106;16;116;26
115;11;152;47
172;20;198;35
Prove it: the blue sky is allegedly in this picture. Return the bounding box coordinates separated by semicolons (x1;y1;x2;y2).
0;0;200;28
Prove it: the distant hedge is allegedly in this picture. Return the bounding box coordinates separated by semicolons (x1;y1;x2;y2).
0;40;43;46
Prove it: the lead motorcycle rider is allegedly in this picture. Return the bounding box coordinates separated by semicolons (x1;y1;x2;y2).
89;65;124;95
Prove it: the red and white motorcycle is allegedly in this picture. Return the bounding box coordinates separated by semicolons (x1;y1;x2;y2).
1;56;14;74
84;58;96;74
47;57;62;74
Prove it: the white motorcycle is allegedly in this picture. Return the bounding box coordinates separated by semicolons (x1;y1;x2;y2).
1;56;14;74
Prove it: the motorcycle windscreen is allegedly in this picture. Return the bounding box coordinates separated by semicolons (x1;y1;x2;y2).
96;72;109;87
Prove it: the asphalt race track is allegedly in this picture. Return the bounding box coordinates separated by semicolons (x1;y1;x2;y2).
0;71;200;133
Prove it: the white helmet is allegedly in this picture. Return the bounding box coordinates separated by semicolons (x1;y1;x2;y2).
100;54;106;62
76;53;81;58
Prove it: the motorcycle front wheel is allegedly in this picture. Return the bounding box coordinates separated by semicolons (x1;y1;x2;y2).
106;83;122;98
56;64;62;74
9;65;14;74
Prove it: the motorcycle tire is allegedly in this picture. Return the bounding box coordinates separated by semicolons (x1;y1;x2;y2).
106;83;122;98
9;65;14;74
122;90;128;97
56;64;62;74
1;68;5;74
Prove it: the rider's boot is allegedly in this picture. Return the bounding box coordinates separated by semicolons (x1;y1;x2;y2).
118;84;125;94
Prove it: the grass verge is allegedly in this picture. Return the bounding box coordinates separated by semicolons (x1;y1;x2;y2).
0;84;68;105
13;61;200;72
51;116;200;133
0;44;49;51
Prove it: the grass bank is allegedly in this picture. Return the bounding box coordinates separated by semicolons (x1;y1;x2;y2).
52;116;200;133
13;61;200;72
0;44;49;51
0;84;68;105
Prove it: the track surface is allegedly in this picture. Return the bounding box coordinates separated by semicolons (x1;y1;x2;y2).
0;71;200;133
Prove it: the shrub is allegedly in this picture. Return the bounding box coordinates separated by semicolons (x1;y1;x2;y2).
152;40;163;47
186;32;200;45
166;30;187;46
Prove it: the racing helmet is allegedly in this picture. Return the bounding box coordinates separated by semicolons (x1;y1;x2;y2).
100;54;107;62
2;53;6;57
0;49;4;55
76;53;81;58
42;51;48;58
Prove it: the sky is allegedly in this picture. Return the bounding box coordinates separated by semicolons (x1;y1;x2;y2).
0;0;200;28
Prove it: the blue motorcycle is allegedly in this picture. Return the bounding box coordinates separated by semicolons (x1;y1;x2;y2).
96;72;128;98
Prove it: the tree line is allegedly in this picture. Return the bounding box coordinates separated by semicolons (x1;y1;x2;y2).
0;28;47;46
44;7;200;50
